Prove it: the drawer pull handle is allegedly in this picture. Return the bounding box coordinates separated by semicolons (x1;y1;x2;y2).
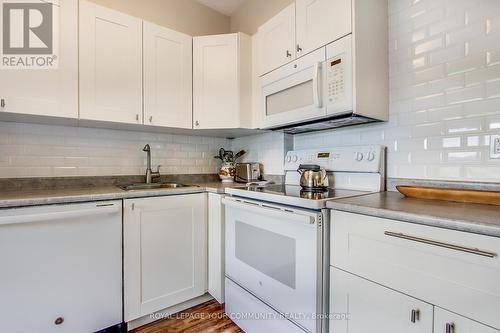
410;309;420;323
384;231;497;258
446;323;455;333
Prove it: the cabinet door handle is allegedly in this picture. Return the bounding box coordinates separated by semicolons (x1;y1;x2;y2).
296;44;302;52
54;317;64;325
136;114;139;121
195;120;200;127
410;309;420;323
286;50;292;57
0;98;5;108
446;323;455;333
149;116;153;123
384;231;497;258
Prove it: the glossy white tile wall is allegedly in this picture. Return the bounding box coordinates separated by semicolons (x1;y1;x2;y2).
231;132;292;175
0;122;230;178
294;0;500;182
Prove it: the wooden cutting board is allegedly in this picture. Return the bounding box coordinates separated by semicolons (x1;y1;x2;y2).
396;186;500;206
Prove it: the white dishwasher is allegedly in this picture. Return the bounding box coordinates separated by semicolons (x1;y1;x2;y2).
0;200;123;333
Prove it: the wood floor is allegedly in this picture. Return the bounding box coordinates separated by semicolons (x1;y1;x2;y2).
131;300;244;333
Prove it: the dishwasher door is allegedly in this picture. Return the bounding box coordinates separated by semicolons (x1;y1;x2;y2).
0;201;123;333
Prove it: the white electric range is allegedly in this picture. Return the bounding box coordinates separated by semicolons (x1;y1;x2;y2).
223;145;386;333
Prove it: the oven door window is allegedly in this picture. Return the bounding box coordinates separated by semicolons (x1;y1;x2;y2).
235;221;296;289
266;80;314;116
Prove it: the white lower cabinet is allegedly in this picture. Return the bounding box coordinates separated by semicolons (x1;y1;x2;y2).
208;193;225;303
330;210;500;333
434;308;499;333
330;267;433;333
124;194;208;322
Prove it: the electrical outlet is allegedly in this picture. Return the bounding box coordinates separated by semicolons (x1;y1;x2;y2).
490;135;500;159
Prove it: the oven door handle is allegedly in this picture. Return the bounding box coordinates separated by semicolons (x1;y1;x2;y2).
222;197;320;227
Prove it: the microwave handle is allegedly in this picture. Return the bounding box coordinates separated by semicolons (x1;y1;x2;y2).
312;62;322;108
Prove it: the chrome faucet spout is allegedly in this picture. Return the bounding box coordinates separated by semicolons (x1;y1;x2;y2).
143;144;160;184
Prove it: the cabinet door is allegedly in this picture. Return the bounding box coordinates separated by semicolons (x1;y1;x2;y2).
144;22;192;129
124;194;208;322
208;193;224;304
296;0;351;56
193;34;239;129
434;308;500;333
0;0;78;118
257;3;295;76
79;0;143;124
330;267;433;333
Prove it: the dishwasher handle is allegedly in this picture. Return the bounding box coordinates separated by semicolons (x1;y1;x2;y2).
0;204;121;226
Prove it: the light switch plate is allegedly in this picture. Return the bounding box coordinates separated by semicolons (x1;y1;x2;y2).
490;134;500;159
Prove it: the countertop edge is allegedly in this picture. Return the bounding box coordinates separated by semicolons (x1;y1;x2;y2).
327;201;500;238
0;185;227;209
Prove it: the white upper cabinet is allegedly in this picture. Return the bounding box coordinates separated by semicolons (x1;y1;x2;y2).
0;0;78;119
296;0;352;56
143;22;192;129
257;3;296;76
79;0;143;124
193;33;252;129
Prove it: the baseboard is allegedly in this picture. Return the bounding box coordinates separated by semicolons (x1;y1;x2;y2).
126;293;214;331
95;322;127;333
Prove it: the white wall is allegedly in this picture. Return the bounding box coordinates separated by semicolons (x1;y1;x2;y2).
89;0;230;36
0;122;230;178
230;0;294;34
231;132;292;175
245;0;500;182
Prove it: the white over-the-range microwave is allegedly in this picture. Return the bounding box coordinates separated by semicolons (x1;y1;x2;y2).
259;35;383;133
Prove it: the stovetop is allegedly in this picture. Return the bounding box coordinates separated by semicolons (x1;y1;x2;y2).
225;184;373;210
250;184;369;199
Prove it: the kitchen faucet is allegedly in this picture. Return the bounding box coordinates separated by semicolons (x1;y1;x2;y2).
143;144;161;184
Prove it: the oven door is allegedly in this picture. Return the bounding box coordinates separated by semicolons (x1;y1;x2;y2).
260;48;326;129
223;196;322;333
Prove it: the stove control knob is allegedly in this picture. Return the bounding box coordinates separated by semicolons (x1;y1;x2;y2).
355;152;364;161
367;152;376;161
286;155;292;162
292;155;298;162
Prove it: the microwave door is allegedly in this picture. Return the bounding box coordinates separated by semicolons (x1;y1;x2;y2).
261;62;326;129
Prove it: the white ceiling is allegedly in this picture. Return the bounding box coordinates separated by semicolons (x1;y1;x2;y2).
196;0;247;16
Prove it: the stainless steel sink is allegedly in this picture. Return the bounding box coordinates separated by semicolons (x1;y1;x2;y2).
119;183;197;191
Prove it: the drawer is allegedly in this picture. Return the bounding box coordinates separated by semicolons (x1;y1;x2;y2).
330;210;500;329
434;307;500;333
225;278;304;333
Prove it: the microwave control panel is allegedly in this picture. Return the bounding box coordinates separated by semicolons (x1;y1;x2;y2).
324;35;352;114
326;56;346;104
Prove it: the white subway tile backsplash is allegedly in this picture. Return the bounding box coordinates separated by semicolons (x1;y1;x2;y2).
463;97;500;117
290;0;500;182
446;84;484;104
446;151;481;163
465;63;500;84
1;0;498;184
446;118;483;134
0;122;231;178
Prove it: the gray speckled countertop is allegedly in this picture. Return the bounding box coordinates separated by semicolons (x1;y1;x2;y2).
327;191;500;237
0;182;248;208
